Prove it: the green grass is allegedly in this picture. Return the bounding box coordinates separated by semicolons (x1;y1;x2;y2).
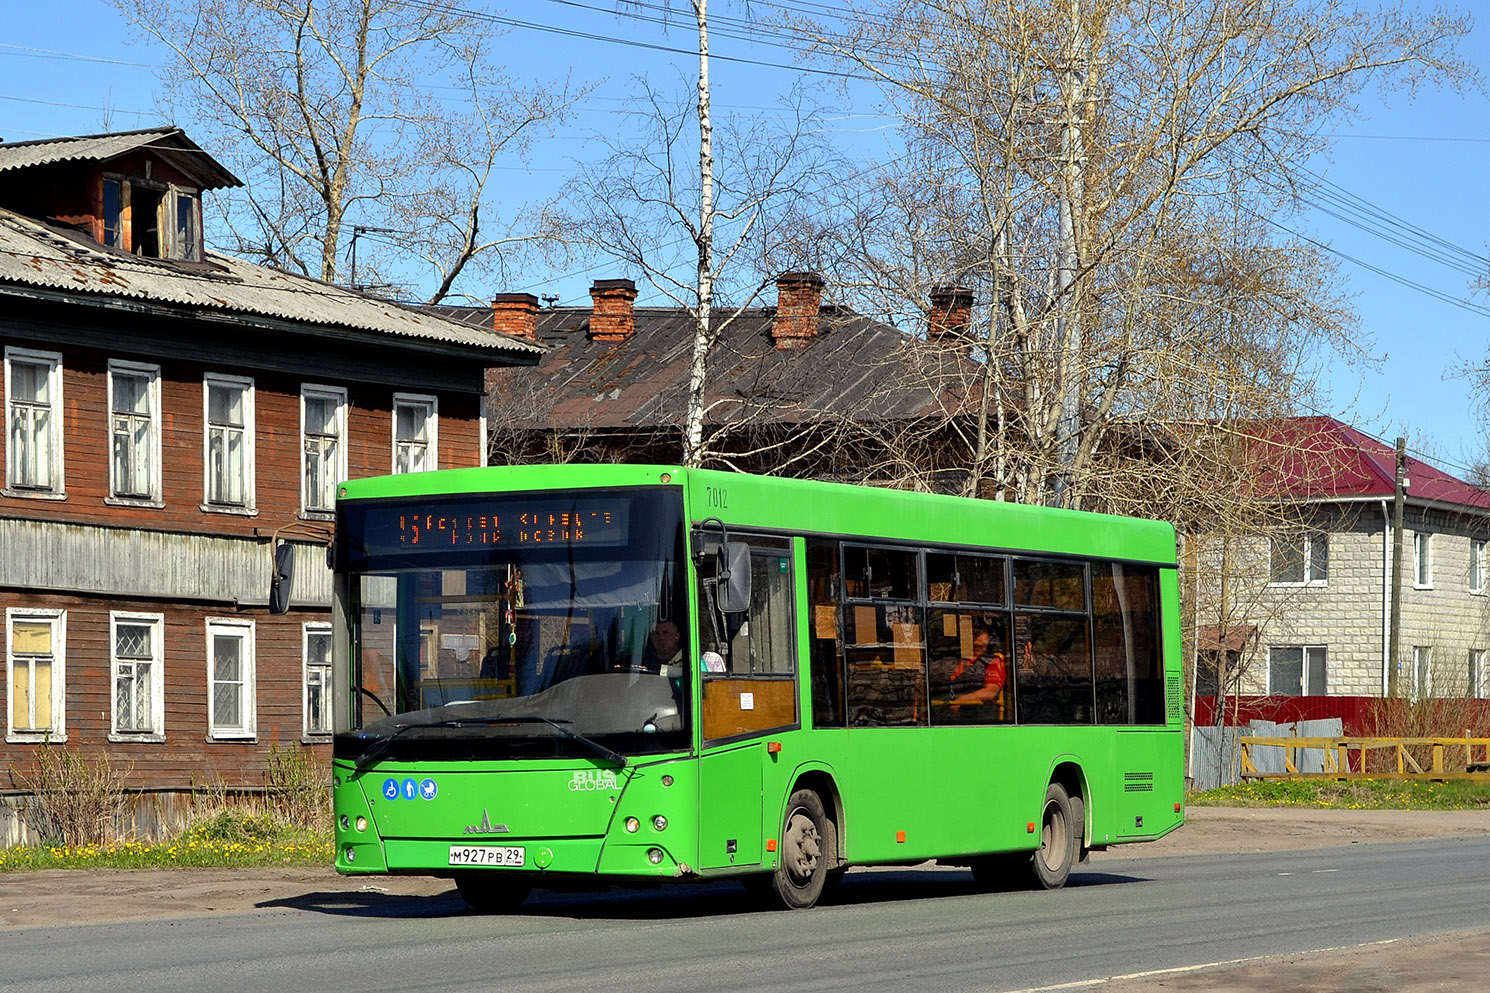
0;811;332;872
1190;779;1490;811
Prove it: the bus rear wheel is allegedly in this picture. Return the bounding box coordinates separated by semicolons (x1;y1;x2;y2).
454;873;532;913
1029;782;1076;890
771;789;829;910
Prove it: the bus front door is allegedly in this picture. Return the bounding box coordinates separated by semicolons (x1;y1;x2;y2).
698;738;764;871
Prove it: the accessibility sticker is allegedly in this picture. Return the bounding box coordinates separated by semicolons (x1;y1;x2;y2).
383;778;400;800
420;778;438;800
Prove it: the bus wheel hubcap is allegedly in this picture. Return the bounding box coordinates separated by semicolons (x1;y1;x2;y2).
1040;801;1068;870
784;811;821;881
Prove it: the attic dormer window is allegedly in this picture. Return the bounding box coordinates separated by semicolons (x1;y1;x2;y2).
100;174;202;262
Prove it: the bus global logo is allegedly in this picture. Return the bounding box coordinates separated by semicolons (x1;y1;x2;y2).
568;769;621;792
463;809;510;835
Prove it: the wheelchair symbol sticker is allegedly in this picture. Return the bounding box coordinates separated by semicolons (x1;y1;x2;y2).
383;779;399;800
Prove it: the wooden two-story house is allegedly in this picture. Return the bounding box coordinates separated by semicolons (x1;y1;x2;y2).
0;128;541;841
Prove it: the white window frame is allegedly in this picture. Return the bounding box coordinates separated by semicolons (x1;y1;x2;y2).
1267;644;1327;696
1413;532;1434;589
1472;539;1487;595
391;392;438;474
206;618;256;741
303;622;334;739
6;608;66;743
109;612;165;742
300;384;348;517
5;347;66;498
201;373;257;514
1470;649;1486;699
106;359;163;506
1268;533;1328;587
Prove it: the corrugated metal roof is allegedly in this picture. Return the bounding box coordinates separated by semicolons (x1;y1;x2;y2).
0;127;242;188
0;209;543;359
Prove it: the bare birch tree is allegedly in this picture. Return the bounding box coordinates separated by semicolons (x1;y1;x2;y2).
791;0;1474;517
566;3;836;467
118;0;578;301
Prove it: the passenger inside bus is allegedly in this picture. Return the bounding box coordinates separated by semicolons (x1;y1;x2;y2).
947;618;1007;716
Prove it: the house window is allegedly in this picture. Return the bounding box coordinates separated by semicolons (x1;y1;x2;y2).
1269;534;1328;585
1470;649;1486;699
108;360;162;503
1411;645;1433;699
304;624;333;737
5;347;64;495
1413;533;1433;588
111;613;164;740
301;385;347;515
103;177;124;247
173;190;200;260
7;609;65;743
1268;645;1327;696
203;374;254;510
207;619;255;739
1472;540;1487;594
392;393;437;474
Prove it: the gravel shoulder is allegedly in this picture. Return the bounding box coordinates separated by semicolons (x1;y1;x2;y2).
3;806;1489;992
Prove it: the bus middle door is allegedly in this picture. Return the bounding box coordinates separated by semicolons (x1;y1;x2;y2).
696;541;799;872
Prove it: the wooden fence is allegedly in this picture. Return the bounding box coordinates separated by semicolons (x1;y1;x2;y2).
1239;736;1490;780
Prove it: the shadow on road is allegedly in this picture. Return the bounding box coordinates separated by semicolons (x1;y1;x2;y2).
259;865;1153;921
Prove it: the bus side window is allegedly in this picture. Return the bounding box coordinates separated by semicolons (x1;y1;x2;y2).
807;539;845;728
698;537;799;742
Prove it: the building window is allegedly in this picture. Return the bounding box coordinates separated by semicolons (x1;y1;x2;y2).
392;393;438;474
1269;534;1328;585
1268;645;1327;696
301;385;347;515
103;176;124;247
304;624;333;737
203;374;255;510
207;619;255;740
7;609;65;743
1470;649;1486;699
1413;532;1433;588
1411;645;1434;699
1472;540;1487;594
108;360;162;503
111;613;164;740
4;347;64;495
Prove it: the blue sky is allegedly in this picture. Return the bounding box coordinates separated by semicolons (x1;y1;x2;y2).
4;2;1488;472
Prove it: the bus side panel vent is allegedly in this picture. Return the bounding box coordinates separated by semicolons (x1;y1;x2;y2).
1123;772;1155;793
1166;674;1183;723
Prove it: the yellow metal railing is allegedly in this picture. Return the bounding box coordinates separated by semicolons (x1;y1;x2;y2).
1238;736;1490;780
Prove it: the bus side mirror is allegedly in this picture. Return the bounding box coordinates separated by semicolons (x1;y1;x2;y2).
269;541;295;615
716;542;751;613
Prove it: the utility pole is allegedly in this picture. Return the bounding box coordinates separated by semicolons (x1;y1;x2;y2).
1388;436;1407;696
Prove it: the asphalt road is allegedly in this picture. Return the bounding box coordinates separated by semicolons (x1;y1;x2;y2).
3;837;1488;993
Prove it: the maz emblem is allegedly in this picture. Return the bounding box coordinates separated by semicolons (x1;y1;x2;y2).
463;809;511;835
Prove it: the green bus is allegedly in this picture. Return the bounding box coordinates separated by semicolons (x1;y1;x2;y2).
330;464;1184;911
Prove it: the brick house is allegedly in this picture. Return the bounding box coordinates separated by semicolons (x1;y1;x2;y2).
1193;416;1490;712
433;274;986;487
0;128;541;841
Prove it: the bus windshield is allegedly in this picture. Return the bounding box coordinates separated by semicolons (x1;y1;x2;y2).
336;487;689;760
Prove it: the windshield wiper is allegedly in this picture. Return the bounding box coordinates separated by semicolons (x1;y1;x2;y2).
432;715;628;768
352;722;412;773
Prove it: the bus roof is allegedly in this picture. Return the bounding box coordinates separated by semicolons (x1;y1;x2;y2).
339;464;1177;567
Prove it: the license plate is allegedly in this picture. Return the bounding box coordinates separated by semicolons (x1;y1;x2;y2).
448;845;525;867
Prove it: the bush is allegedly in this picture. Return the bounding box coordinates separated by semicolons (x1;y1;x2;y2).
264;745;330;832
10;745;132;846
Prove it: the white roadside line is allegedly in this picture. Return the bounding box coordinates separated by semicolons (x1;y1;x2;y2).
999;938;1404;993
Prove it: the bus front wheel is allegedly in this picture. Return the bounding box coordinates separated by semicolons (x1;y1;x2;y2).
454;873;532;913
771;789;830;910
1029;782;1076;890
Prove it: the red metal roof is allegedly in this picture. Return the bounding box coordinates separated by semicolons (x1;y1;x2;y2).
1254;415;1490;509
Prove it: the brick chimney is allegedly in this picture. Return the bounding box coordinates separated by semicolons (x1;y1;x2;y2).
589;279;638;341
927;285;974;343
771;271;824;350
491;292;539;340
